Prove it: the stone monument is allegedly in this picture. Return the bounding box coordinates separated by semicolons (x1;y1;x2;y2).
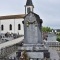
17;0;50;60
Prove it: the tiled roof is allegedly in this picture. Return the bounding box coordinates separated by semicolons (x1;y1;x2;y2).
0;14;25;20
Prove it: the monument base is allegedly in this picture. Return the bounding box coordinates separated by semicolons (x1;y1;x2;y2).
17;44;50;59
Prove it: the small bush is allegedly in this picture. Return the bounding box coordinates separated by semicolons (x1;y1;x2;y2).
57;38;60;42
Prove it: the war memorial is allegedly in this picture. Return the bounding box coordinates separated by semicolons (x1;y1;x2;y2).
17;0;51;60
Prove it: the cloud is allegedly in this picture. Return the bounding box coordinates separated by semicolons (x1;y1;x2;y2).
0;0;60;29
33;0;60;29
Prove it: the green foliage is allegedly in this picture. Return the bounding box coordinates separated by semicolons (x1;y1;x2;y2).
22;50;29;60
42;26;52;32
57;35;60;42
57;33;60;35
57;38;60;42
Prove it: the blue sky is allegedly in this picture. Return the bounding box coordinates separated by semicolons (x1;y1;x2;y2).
0;0;60;29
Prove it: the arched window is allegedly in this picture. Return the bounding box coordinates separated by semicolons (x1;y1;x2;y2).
9;24;12;30
18;24;21;30
1;25;4;31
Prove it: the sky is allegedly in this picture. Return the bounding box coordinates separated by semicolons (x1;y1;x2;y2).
0;0;60;29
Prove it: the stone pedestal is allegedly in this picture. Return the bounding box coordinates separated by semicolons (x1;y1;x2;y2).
18;44;50;59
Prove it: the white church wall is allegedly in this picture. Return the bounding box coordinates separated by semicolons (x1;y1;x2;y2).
1;19;14;33
14;19;24;35
0;19;24;35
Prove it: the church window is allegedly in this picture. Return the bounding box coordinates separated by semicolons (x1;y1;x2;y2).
1;25;4;31
18;24;21;30
27;7;31;13
9;24;12;30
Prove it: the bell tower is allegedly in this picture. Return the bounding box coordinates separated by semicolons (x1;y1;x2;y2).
25;0;34;14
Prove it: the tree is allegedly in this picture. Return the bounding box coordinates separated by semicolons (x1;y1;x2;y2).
42;26;52;32
57;38;60;42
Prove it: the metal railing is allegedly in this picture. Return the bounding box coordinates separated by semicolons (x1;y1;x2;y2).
45;42;60;47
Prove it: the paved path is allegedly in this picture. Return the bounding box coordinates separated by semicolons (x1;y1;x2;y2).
49;48;59;60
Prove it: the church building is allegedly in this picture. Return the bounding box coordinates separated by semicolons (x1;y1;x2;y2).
0;12;25;35
0;0;34;35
